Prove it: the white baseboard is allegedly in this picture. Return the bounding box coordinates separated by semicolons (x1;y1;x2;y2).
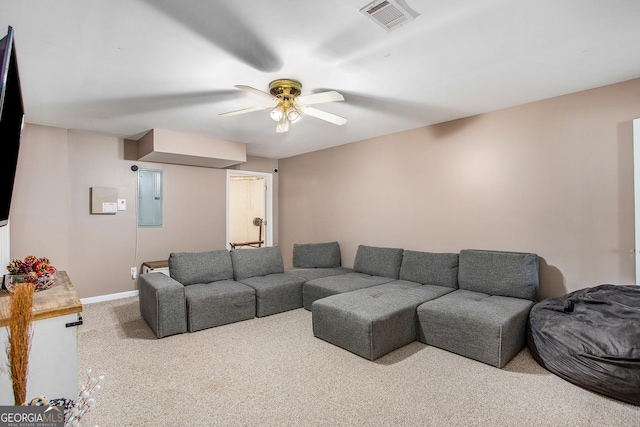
81;290;139;305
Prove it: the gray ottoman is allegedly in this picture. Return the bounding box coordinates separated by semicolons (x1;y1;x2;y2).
303;273;395;310
303;245;405;310
417;290;534;367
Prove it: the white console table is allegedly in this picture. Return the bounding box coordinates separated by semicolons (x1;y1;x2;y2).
0;271;82;404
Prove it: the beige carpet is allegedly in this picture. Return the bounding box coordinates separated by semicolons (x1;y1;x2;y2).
77;297;639;426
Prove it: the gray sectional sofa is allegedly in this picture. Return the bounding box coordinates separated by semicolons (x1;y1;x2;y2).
138;242;539;369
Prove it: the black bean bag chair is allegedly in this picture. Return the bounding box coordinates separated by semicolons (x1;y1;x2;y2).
527;284;640;406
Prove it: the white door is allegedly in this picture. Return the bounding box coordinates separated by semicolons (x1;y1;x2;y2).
226;170;273;249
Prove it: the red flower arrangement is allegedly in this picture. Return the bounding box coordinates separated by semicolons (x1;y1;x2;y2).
5;255;57;292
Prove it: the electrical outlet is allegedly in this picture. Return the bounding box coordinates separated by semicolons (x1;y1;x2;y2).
131;267;137;279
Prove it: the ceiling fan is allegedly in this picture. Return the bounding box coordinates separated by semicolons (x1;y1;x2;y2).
219;79;347;133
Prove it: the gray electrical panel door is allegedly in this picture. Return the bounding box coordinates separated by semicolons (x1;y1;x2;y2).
138;169;163;227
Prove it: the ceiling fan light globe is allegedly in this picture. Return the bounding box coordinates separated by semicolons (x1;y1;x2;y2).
276;116;290;133
287;108;301;123
270;106;284;122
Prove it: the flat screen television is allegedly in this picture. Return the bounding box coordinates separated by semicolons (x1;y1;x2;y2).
0;26;24;227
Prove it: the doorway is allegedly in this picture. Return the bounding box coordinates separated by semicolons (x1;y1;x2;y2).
226;170;273;249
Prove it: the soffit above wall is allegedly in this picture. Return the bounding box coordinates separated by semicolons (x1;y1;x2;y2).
136;129;246;168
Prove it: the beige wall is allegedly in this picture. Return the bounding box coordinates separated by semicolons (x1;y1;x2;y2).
279;78;640;300
10;125;70;270
10;128;278;298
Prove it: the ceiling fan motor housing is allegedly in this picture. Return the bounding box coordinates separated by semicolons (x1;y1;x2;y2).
269;79;302;98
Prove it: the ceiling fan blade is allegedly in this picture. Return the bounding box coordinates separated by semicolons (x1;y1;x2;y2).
219;104;275;117
303;107;347;126
142;1;282;73
276;117;290;133
297;90;344;105
235;85;277;101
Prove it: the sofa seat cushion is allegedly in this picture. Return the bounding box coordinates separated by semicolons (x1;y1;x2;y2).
238;273;306;317
302;272;395;310
417;289;534;368
169;249;234;286
312;282;454;360
293;242;342;268
287;266;353;282
184;279;256;332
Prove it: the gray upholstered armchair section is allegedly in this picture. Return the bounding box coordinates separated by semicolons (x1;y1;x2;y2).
139;272;187;339
171;249;256;333
231;246;306;317
417;249;539;368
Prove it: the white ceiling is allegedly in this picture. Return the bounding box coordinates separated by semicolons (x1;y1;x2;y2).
2;0;640;159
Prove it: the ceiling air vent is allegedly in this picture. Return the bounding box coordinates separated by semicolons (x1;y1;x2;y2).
359;0;415;31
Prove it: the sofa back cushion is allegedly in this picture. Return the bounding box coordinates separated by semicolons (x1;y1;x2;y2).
230;246;284;281
353;245;404;279
399;250;459;288
169;250;233;286
293;242;341;268
458;249;539;301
